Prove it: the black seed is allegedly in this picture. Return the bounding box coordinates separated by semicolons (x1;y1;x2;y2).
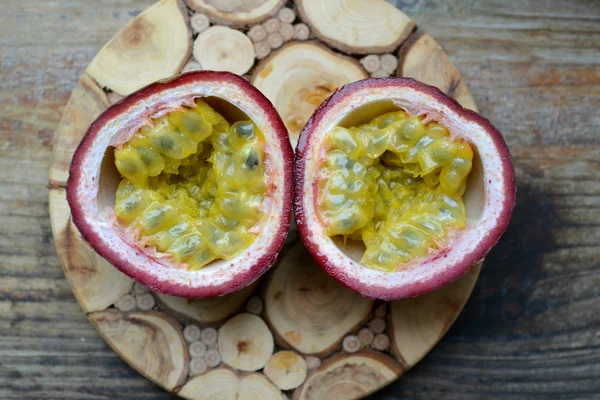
245;151;260;170
234;121;254;138
121;161;138;174
159;136;175;150
184;115;200;131
137;148;154;165
340;216;356;229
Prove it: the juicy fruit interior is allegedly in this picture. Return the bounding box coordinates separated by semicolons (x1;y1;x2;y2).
113;99;269;270
317;110;474;272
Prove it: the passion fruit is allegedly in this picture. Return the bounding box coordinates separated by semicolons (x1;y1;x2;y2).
67;71;293;298
294;77;515;300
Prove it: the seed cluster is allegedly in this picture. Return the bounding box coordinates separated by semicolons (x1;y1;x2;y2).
113;100;269;270
318;110;474;271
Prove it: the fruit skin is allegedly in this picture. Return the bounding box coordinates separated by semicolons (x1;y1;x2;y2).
294;77;516;300
67;71;293;298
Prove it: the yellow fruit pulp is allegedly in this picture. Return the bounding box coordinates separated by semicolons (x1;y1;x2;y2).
318;110;474;272
113;99;269;270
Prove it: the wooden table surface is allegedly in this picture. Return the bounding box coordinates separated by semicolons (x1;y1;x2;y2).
1;0;599;398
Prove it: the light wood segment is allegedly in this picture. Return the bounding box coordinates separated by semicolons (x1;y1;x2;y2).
264;351;308;390
155;282;255;325
293;350;402;400
371;68;390;78
189;341;207;358
192;26;255;75
200;327;218;345
304;356;321;370
49;189;133;312
342;335;361;353
380;54;399;74
389;264;480;368
89;310;189;391
182;60;203;73
295;0;415;54
292;23;310;41
360;55;381;73
251;41;367;147
133;282;150;295
279;23;294;42
254;40;271;59
183;324;202;342
190;13;210;33
189;357;208;376
218;313;274;371
179;369;284;400
264;18;281;33
372;334;390;352
398;32;478;112
267;32;284;49
184;0;285;27
277;7;295;24
179;368;239;400
136;293;156;311
239;373;285;400
248;25;268;42
204;349;222;367
86;0;192;96
263;243;374;357
358;328;374;346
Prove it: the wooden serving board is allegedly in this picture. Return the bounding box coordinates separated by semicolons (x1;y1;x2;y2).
48;1;481;398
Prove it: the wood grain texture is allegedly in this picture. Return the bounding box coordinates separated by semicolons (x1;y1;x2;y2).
1;1;599;400
86;0;192;96
49;189;134;312
89;310;189;391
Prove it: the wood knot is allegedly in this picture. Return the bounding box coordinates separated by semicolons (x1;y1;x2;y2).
237;340;250;354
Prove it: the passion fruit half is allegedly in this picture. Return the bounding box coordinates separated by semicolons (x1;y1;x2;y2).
67;71;293;298
295;77;515;300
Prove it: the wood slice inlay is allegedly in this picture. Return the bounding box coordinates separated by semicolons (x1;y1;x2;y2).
184;0;285;27
264;243;374;357
295;0;415;54
293;350;402;400
86;0;192;96
50;190;133;313
389;263;481;368
398;32;478;112
252;41;368;147
218;313;274;371
179;368;239;400
90;310;189;391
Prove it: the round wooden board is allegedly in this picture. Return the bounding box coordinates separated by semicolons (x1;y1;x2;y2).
48;0;481;398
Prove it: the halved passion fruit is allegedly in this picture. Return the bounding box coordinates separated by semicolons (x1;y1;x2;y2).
67;71;293;298
295;78;515;300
